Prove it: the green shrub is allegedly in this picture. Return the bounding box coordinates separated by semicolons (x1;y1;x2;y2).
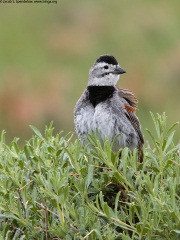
0;113;179;240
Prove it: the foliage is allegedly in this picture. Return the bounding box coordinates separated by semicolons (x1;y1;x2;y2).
0;113;179;240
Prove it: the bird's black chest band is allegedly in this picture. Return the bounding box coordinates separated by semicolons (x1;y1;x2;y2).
87;86;116;107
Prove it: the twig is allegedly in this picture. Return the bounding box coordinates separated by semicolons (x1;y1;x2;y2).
19;180;33;191
84;155;88;162
170;159;180;166
35;201;59;217
93;164;111;170
13;227;24;237
35;201;76;237
83;229;95;239
64;133;74;147
44;205;49;240
17;188;26;217
34;201;50;239
16;180;33;218
67;133;74;143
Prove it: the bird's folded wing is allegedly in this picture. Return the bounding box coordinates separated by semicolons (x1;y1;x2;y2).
118;88;144;148
125;110;144;148
118;88;138;109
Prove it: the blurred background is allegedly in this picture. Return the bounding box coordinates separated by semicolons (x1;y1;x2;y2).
0;0;179;145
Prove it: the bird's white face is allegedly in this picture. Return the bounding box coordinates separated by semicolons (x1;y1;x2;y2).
88;62;125;86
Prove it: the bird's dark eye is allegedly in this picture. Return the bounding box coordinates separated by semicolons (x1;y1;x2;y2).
104;65;108;69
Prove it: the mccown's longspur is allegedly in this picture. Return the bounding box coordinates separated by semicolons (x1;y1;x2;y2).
74;54;144;162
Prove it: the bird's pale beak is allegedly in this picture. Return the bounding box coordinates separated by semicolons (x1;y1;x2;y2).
113;66;126;75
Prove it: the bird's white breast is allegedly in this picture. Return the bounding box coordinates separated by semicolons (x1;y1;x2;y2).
75;92;139;151
93;103;116;142
75;99;126;148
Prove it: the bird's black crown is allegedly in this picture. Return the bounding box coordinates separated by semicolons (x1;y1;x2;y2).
96;55;118;65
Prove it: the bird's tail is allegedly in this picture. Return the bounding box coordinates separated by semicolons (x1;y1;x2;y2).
138;148;144;163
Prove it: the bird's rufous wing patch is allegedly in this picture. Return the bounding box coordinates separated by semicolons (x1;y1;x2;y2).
124;104;136;113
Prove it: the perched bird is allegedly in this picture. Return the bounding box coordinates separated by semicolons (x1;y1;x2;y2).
74;54;144;162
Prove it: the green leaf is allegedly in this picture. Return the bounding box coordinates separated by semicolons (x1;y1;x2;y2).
150;112;160;138
86;165;94;188
171;229;180;234
29;125;43;138
0;214;19;220
0;130;6;143
167;122;179;134
146;128;157;147
114;191;121;214
164;131;175;152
